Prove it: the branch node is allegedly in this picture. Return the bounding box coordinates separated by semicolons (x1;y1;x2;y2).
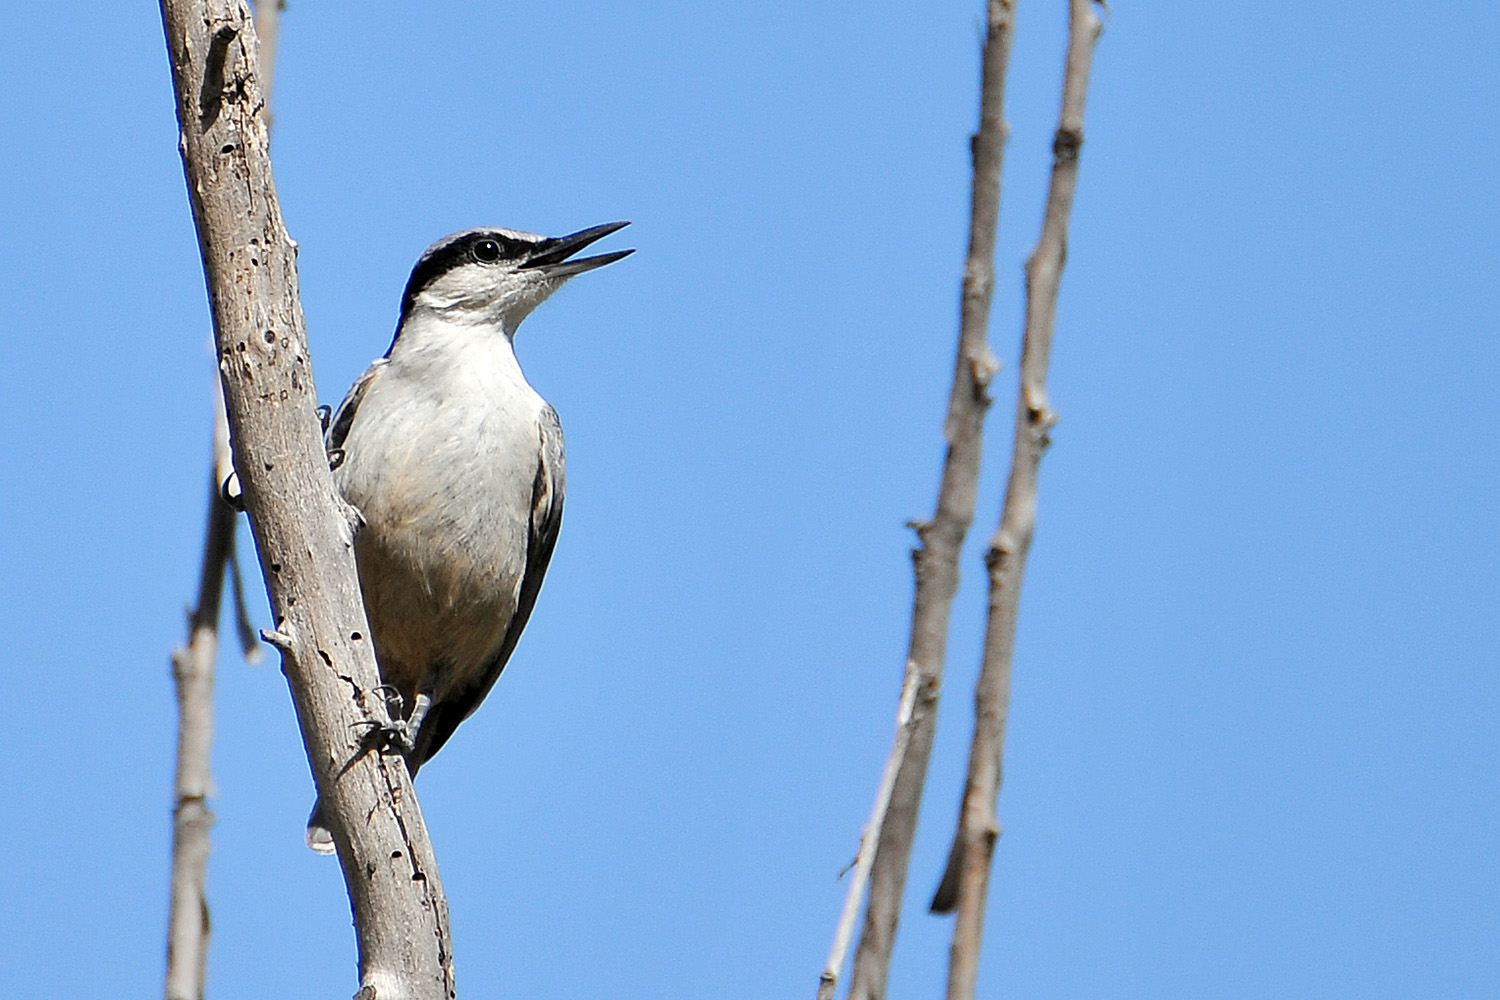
1024;383;1059;432
969;349;1000;392
961;261;992;301
1052;126;1084;165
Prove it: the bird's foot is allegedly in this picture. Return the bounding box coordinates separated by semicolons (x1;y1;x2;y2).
371;683;404;719
352;685;417;754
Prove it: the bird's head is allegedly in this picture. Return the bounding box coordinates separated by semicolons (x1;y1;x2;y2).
395;221;633;337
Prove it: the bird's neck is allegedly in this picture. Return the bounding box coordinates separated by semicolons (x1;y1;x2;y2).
387;311;528;389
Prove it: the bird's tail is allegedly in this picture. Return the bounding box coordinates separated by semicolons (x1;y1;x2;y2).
305;797;336;855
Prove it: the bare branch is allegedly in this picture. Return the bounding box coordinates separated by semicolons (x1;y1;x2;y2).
817;663;920;1000
157;2;454;996
845;4;1015;998
932;5;1103;999
163;7;281;990
164;387;236;1000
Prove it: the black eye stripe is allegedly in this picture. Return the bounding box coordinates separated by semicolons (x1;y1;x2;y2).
394;228;543;343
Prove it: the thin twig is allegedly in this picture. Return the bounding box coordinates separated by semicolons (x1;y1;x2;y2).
933;6;1103;1000
228;537;263;662
164;386;236;1000
157;2;454;995
844;4;1015;999
817;663;921;1000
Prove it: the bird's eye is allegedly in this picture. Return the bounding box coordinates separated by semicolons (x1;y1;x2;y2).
473;239;501;262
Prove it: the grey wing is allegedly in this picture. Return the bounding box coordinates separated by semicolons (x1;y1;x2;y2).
325;358;388;457
412;404;566;768
225;359;385;511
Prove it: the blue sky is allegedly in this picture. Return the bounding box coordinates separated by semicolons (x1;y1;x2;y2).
2;2;1496;997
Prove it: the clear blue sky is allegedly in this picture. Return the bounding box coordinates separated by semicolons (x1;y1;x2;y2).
2;2;1496;996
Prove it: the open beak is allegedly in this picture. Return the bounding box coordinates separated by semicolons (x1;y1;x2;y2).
522;221;634;279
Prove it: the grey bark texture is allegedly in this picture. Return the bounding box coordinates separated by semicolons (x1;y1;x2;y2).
157;2;455;997
845;4;1014;998
933;5;1103;1000
163;4;276;993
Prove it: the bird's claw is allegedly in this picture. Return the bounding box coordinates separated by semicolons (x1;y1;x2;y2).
371;684;405;718
350;717;417;755
350;685;416;754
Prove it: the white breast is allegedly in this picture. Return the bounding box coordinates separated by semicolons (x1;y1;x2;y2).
333;317;547;699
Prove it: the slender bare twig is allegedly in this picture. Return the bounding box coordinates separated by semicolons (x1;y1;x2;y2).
931;5;1103;998
217;386;264;667
844;5;1015;999
164;387;235;1000
817;663;920;1000
158;3;454;996
227;534;262;662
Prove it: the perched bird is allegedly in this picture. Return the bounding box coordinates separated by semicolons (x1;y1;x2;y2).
305;221;633;853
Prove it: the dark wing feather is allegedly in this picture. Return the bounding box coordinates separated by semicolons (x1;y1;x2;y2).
326;359;387;455
413;404;566;768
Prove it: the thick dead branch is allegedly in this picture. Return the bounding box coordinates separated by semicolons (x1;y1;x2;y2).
844;4;1015;999
932;5;1103;999
163;8;276;993
157;3;454;997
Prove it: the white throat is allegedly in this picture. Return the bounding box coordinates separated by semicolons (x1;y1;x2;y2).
387;309;530;393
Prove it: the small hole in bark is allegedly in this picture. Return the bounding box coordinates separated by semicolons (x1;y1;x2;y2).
220;143;234;154
351;631;363;641
263;329;276;343
412;871;426;882
391;850;403;860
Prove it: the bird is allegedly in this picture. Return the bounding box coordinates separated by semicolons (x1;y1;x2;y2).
304;221;633;853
